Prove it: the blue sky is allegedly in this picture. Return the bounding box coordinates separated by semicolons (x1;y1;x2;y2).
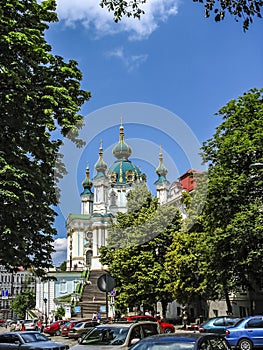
49;0;263;265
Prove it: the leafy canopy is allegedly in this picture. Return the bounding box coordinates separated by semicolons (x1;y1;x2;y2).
10;289;36;319
100;0;262;30
165;89;263;313
99;184;182;313
200;88;263;305
0;0;90;276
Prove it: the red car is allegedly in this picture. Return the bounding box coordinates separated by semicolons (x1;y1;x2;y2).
61;319;83;337
43;320;67;336
124;315;175;333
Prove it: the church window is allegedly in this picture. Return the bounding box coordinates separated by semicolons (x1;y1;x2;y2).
86;251;92;268
110;191;117;206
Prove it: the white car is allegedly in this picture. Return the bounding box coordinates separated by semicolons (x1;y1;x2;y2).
69;321;161;350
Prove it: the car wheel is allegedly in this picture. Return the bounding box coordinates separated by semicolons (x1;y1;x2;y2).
238;338;253;350
164;328;172;333
55;329;61;336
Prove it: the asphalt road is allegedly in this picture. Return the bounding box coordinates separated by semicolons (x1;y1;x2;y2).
45;333;79;348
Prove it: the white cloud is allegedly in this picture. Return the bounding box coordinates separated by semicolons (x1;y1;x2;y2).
55;0;180;40
106;47;148;71
51;238;67;266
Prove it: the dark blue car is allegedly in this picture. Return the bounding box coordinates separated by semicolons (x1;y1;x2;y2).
130;332;232;350
226;315;263;350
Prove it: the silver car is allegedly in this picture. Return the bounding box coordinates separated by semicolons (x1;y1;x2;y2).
69;321;161;350
0;331;69;349
24;319;38;331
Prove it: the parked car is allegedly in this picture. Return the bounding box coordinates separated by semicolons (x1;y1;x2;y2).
129;331;232;350
69;321;161;350
199;316;240;334
68;320;100;339
123;315;175;333
61;320;83;337
24;319;38;331
225;315;263;350
43;320;67;336
0;331;69;349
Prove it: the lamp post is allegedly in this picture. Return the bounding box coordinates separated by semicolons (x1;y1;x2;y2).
43;298;47;326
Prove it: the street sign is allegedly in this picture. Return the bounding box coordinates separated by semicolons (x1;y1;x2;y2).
97;274;116;292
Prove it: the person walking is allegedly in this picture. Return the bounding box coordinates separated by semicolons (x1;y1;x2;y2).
37;319;42;332
182;308;188;329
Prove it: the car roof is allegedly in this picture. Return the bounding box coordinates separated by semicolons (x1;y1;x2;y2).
140;332;225;342
96;321;158;328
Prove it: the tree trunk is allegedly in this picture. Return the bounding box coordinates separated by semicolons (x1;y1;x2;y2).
224;289;232;315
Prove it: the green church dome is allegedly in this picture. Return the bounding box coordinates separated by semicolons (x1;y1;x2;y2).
94;140;108;179
108;122;145;185
154;146;169;185
108;159;142;185
81;166;93;194
112;124;132;160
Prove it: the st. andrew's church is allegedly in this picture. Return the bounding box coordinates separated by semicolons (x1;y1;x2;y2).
65;122;193;273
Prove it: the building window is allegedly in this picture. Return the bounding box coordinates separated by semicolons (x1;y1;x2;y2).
60;280;67;294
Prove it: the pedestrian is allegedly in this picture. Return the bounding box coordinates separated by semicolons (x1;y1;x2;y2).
37;319;42;332
182;308;188;329
97;312;101;323
15;321;22;331
10;322;16;331
92;313;97;321
21;322;26;331
145;309;151;316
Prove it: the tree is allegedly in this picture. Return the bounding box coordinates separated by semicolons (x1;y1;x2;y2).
10;289;36;319
0;0;90;276
200;88;263;313
165;89;263;315
99;184;182;314
100;0;262;30
55;305;65;320
165;174;213;314
58;261;67;271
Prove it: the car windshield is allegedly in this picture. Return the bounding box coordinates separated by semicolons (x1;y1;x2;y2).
81;326;129;345
21;333;49;343
75;322;84;328
132;342;195;350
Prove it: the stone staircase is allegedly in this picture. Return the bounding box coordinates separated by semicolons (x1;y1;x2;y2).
79;270;107;320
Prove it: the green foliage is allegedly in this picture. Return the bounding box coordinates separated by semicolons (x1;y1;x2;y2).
58;261;67;271
201;88;263;310
55;306;65;320
165;89;263;313
99;184;182;312
100;0;262;30
0;0;90;276
193;0;263;30
10;289;36;319
100;0;146;22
